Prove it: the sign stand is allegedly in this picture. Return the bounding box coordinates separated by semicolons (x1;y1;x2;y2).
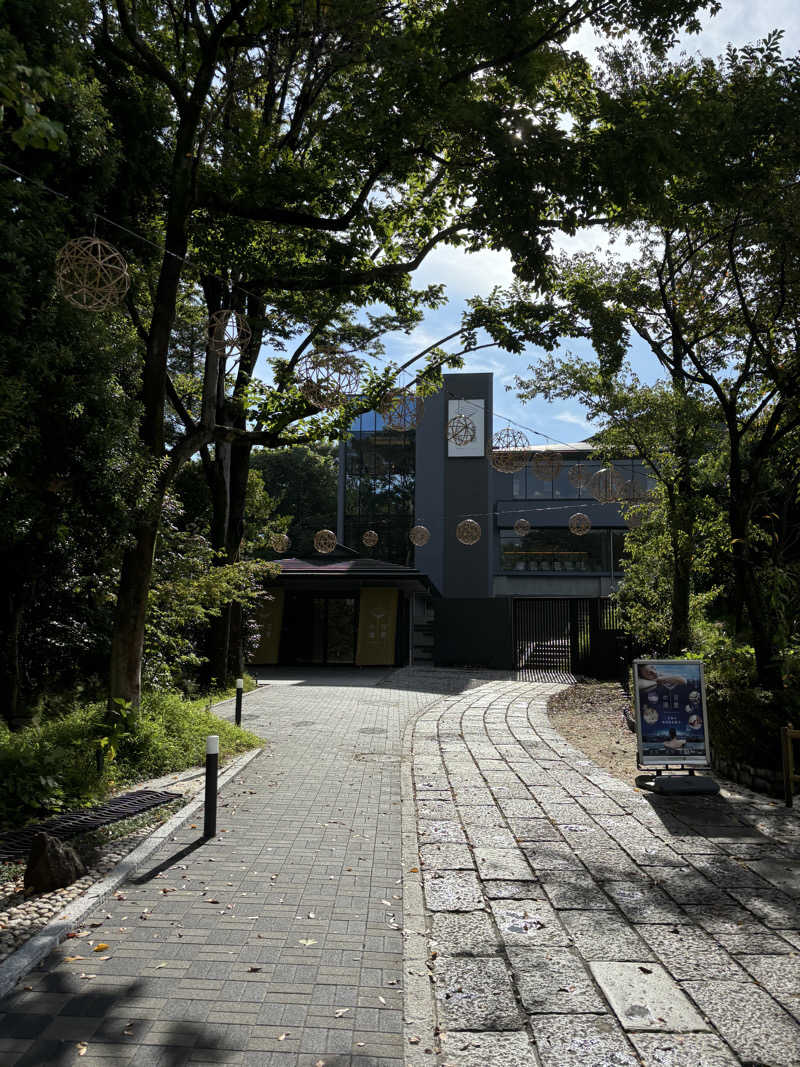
632;659;720;795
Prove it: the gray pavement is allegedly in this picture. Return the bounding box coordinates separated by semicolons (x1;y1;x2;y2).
411;680;800;1067
2;670;799;1066
0;668;455;1066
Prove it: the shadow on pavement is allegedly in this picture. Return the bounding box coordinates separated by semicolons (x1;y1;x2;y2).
0;971;222;1066
130;836;208;885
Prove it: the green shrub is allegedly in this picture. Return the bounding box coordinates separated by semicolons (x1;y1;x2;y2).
685;623;798;771
0;688;260;829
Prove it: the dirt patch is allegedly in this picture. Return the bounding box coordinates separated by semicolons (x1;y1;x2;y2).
547;682;640;786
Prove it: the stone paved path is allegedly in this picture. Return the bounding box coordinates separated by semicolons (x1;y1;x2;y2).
411;681;800;1067
0;668;461;1067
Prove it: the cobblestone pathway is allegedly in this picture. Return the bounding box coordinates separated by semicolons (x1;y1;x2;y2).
0;669;453;1067
411;681;800;1067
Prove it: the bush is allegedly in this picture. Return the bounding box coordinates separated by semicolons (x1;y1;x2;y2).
0;687;260;829
686;623;798;772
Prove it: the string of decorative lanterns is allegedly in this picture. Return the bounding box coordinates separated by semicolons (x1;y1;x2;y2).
362;529;379;547
455;518;481;545
446;412;477;447
313;528;337;554
269;532;290;553
55;236;130;311
297;349;362;410
489;428;530;473
381;389;422;432
208;308;251;360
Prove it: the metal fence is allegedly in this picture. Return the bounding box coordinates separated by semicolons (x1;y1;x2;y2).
512;596;627;679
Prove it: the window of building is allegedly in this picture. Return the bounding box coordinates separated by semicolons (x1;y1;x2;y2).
499;528;616;573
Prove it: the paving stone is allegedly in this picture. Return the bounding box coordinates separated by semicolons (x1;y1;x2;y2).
740;954;800;996
715;927;796;954
438;1030;538;1066
431;912;502;957
508;947;607;1013
418;799;459;820
433;957;522;1031
417;820;468;845
489;899;570;947
682;980;800;1066
483;880;545;901
463;826;517;849
680;903;759;932
603;882;687;924
499;799;547;819
419;843;475;871
574;849;648;882
521;842;582;872
629;1032;740;1066
541;870;614;910
560;911;655;962
747;858;800;897
507;819;563;842
423;871;484;912
729;886;800;929
589;961;709;1032
458;805;509;828
473;847;533;880
689;855;774;889
633;925;747;981
532;1013;639;1067
645;865;731;904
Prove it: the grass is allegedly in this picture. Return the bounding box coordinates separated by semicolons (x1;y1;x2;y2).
0;684;261;831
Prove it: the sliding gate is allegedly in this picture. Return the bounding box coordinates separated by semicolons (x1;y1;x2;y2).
512;597;625;678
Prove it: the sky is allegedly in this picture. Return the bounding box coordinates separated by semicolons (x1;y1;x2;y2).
371;0;800;448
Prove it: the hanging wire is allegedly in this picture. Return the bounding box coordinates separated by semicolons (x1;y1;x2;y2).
1;159;590;453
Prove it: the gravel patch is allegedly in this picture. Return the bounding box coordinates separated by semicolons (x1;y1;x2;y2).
547;681;638;785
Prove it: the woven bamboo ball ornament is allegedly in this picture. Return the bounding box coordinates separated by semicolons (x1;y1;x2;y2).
408;524;430;547
589;467;624;503
381;389;422;432
313;528;337;553
456;518;481;545
513;518;531;536
530;451;562;482
568;512;592;536
297;350;361;409
567;463;591;490
362;529;379;547
490;428;530;473
207;308;252;360
269;532;290;553
55;236;130;311
446;413;477;447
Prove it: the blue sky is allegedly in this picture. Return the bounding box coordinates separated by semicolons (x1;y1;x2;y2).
376;1;800;447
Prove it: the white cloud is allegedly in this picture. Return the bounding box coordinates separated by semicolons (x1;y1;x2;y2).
553;410;594;432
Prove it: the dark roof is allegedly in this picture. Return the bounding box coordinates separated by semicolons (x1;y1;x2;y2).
271;556;436;593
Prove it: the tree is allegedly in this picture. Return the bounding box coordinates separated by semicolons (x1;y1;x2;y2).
514;40;800;686
6;1;716;713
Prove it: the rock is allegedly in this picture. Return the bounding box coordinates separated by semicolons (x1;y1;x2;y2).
24;832;86;893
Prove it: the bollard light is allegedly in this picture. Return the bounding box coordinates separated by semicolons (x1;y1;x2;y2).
235;677;243;727
204;734;219;838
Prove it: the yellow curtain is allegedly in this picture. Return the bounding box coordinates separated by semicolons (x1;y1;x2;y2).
356;588;398;665
251;589;284;664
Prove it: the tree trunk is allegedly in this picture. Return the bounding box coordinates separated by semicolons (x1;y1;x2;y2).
108;509;161;710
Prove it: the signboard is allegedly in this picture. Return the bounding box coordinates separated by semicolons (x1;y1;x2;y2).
447;398;485;457
633;659;710;767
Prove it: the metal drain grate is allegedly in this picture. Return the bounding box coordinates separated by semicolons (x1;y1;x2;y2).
0;790;181;861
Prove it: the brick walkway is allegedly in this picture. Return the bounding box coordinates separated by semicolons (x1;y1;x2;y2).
0;668;453;1066
411;680;800;1067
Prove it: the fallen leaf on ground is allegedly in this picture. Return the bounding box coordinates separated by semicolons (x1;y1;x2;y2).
93;944;109;952
334;1008;349;1017
298;939;317;946
76;1042;88;1056
64;956;84;963
409;1036;420;1045
380;899;391;906
378;995;386;1004
248;966;261;973
78;973;96;980
278;1032;289;1041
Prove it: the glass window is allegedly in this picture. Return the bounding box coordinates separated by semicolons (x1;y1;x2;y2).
499;528;612;573
612;529;627;573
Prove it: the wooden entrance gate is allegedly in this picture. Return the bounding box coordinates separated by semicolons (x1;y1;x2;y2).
512;597;626;678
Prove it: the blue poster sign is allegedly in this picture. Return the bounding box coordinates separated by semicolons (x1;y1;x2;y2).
633;659;710;768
